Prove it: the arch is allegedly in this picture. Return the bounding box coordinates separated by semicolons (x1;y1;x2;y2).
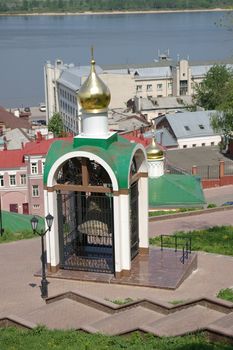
47;151;119;191
128;144;148;184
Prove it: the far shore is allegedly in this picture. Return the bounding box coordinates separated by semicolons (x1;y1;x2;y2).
0;7;232;17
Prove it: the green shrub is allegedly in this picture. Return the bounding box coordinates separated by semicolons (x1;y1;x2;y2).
217;288;233;302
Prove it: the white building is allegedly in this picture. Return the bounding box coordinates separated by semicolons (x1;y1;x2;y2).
156;111;221;149
44;58;233;135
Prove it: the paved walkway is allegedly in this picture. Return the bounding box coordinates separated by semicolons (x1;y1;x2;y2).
149;207;233;237
0;235;233;338
0;205;233;339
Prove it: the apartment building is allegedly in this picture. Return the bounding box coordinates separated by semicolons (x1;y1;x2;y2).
44;58;233;135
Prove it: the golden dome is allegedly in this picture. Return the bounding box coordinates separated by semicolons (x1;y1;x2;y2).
78;50;111;114
147;138;164;161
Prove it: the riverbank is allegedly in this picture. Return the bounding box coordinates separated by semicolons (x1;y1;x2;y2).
0;7;232;17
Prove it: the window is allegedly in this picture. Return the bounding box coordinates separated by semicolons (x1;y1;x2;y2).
146;84;152;92
32;185;39;197
9;175;16;186
136;85;142;92
33;204;40;209
20;174;26;185
168;82;173;89
31;162;38;174
183;145;187;149
211;142;215;146
0;175;4;187
157;83;162;90
202;143;205;147
42;161;45;173
199;124;205;130
192;144;196;148
184;126;190;131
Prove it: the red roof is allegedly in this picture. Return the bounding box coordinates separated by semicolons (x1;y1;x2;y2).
0;137;72;168
23;137;72;156
122;134;151;148
0;149;25;168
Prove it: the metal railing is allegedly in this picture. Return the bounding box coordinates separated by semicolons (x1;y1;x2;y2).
160;235;192;264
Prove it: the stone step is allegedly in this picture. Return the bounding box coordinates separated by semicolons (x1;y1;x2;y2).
24;299;108;329
88;306;163;335
143;305;223;336
208;312;233;337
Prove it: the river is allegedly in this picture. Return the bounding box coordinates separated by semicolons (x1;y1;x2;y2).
0;11;232;107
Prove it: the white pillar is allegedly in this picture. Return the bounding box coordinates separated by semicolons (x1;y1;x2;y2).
138;177;149;249
47;191;60;269
44;190;51;266
119;193;131;271
148;158;164;178
113;195;122;273
81;111;109;138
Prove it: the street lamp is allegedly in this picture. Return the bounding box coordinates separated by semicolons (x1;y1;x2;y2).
30;213;54;299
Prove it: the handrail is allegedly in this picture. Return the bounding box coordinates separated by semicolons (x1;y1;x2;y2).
160;234;191;263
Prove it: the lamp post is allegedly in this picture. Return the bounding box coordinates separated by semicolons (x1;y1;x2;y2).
30;213;54;299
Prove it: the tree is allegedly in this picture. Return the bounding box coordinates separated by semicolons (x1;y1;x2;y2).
48;113;64;137
193;65;233;110
211;79;233;148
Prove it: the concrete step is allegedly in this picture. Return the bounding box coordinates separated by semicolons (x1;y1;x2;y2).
24;299;108;329
88;306;163;335
144;305;223;336
208;312;233;337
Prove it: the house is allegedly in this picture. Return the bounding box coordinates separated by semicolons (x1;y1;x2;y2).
0;137;72;217
155;111;221;149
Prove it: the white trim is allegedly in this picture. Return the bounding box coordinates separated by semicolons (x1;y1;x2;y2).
128;144;148;185
47;151;119;191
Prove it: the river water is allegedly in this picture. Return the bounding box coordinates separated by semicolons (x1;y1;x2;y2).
0;11;232;107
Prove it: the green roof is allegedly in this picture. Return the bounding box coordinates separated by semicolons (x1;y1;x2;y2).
1;211;45;233
149;174;205;208
44;134;138;190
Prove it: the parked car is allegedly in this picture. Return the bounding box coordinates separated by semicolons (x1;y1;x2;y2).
24;107;31;112
39;103;46;112
36;120;46;125
222;201;233;206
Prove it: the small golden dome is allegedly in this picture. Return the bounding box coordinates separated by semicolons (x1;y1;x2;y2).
78;50;111;114
147;138;164;161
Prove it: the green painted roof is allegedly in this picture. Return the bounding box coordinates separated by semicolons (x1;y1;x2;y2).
149;174;205;208
44;134;137;190
2;211;45;233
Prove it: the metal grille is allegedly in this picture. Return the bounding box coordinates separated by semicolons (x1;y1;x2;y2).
57;191;114;274
130;182;139;260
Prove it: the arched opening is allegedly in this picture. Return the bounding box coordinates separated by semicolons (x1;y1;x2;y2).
56;157;114;274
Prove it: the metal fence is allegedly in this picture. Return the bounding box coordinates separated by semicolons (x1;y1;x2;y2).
196;164;220;179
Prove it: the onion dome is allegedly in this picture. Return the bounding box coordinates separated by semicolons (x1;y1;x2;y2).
147;138;164;161
78;51;111;114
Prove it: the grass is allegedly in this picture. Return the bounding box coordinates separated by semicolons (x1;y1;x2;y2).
107;297;134;305
2;211;45;233
149;208;201;217
217;288;233;302
0;327;232;350
0;229;36;243
150;226;233;256
0;211;45;243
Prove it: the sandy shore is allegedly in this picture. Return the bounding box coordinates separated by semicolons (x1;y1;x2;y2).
0;8;232;17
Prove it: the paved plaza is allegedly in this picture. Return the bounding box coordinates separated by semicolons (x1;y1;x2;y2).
0;206;233;339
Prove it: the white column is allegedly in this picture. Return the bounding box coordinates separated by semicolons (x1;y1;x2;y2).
47;191;60;268
138;177;149;249
44;190;51;266
82;111;109;138
148;159;164;178
119;193;131;271
113;195;121;273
